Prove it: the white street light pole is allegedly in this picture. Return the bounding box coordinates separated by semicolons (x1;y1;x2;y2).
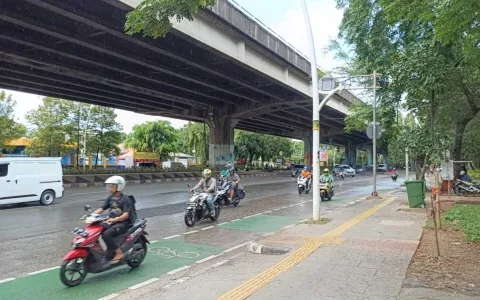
83;112;90;171
371;70;378;197
299;0;321;221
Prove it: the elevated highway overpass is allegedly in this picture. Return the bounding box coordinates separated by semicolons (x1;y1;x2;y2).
0;0;371;167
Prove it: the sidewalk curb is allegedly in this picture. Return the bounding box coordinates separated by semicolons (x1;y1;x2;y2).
63;172;288;189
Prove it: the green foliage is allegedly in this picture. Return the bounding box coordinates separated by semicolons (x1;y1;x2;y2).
469;170;480;181
87;106;123;166
62;165;205;175
26;98;74;156
125;0;216;38
182;121;208;165
0;91;25;149
124;120;179;161
234;130;293;165
290;141;304;161
443;205;480;242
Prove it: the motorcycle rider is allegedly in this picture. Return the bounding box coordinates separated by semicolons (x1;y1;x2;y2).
190;169;217;216
93;176;133;264
319;168;334;192
227;165;240;203
459;170;472;182
300;166;312;189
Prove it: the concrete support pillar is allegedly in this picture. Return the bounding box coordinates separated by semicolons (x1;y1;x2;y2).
302;132;313;166
346;141;357;166
367;145;373;165
207;108;238;169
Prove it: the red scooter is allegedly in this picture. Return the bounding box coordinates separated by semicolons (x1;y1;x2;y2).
60;202;149;287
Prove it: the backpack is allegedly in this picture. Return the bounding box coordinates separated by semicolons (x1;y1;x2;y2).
127;195;138;223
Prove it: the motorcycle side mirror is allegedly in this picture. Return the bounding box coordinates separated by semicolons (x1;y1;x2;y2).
84;205;91;212
187;184;191;188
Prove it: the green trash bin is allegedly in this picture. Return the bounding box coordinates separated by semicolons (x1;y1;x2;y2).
405;180;426;208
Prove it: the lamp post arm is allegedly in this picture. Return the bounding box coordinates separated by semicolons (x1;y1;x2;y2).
318;85;344;112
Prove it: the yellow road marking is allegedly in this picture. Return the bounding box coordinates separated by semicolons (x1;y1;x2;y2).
217;197;396;300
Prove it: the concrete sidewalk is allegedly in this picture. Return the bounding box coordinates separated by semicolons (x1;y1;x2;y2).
112;189;437;300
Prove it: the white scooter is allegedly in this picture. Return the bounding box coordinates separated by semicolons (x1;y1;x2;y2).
297;176;311;194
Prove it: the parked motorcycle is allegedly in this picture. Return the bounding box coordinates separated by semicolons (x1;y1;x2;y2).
184;185;221;227
319;180;334;201
454;179;480;195
216;179;246;207
297;176;311;194
60;201;149;287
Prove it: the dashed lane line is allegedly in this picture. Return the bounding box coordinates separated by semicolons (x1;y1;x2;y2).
128;278;159;290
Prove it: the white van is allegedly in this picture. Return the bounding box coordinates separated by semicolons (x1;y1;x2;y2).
0;157;64;206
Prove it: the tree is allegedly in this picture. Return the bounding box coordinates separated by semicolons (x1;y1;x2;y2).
26;98;73;156
234;130;263;166
290;141;304;162
183;122;209;165
333;0;480;178
125;0;216;39
87;106;123;167
124;120;179;161
0;91;26;150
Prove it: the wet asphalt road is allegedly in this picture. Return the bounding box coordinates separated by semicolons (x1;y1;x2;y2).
0;174;399;280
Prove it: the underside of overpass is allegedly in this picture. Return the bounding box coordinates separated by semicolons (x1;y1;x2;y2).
0;0;370;167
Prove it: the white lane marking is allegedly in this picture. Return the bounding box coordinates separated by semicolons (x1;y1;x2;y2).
97;293;120;300
167;265;191;275
150;240;159;244
288;204;296;207
348;201;356;205
163;235;180;240
283;224;296;229
223;241;252;253
263;210;272;214
263;233;274;237
252;213;263;216
300;219;309;223
211;260;229;268
280;206;288;209
243;215;254;219
273;208;282;211
175;277;190;283
217;222;229;226
183;230;199;235
202;226;215;230
70;191;105;196
128;278;159;290
28;266;60;275
195;254;223;264
230;219;241;222
0;278;15;284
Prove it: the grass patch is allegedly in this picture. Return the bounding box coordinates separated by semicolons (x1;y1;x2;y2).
443;205;480;241
304;218;331;225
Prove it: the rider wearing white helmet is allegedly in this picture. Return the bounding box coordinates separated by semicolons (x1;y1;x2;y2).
93;176;133;264
190;169;217;216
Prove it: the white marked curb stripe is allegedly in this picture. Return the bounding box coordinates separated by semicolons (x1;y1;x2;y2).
217;222;229;226
167;265;191;275
300;219;309;223
163;235;180;240
0;278;15;284
223;241;252;253
230;219;241;222
196;254;223;264
202;226;215;230
28;266;60;275
97;293;120;300
183;230;199;235
128;278;159;290
283;224;295;229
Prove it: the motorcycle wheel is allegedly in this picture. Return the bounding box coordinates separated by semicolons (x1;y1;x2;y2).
184;210;196;227
305;188;310;194
233;199;240;207
320;191;325;202
210;203;221;221
298;186;304;194
454;185;466;195
59;258;87;287
127;240;147;268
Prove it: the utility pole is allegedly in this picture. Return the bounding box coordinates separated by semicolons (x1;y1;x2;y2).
371;70;379;197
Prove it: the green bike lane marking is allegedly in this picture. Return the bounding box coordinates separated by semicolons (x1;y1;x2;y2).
0;240;221;300
0;215;305;300
219;215;301;233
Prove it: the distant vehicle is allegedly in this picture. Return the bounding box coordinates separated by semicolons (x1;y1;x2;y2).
355;165;366;174
339;165;356;177
290;164;305;177
0;157;64;206
377;164;388;172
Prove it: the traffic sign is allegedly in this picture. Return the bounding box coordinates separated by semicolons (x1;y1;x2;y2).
366;122;382;140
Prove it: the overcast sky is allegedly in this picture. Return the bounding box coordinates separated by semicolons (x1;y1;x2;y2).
6;0;344;133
